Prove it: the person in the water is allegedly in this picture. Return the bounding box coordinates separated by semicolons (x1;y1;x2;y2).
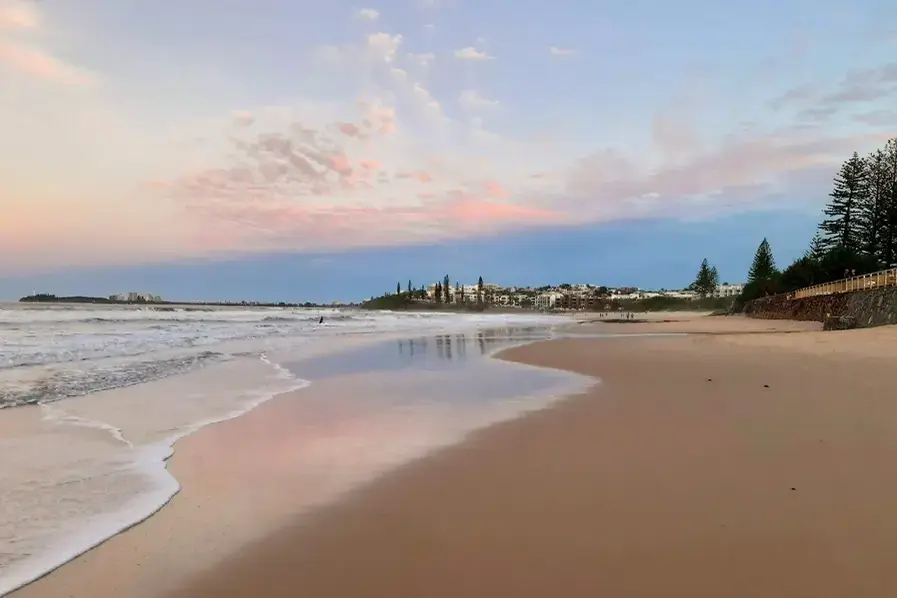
319;316;324;324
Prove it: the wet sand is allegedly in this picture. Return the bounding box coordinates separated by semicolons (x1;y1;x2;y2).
13;317;897;597
7;330;583;598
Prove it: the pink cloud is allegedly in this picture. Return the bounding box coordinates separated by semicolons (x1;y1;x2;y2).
357;101;396;135
0;3;37;29
483;181;509;198
327;154;352;176
442;190;560;225
151;94;897;260
0;41;90;85
338;123;360;136
232;111;255;127
180;201;441;253
563;129;896;221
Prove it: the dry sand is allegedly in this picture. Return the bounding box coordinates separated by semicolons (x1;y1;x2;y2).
12;315;897;598
572;310;823;335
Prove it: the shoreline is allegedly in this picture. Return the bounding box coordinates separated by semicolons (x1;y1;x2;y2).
0;361;312;598
7;325;587;598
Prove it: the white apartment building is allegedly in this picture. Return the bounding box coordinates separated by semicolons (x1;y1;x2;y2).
459;284;480;300
494;294;526;307
716;283;744;297
612;291;644;300
426;282;499;303
664;290;698;300
534;292;564;310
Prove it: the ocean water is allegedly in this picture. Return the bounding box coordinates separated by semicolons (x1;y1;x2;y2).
0;303;585;596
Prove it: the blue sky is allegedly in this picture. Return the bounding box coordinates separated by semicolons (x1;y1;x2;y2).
1;210;818;303
1;0;896;301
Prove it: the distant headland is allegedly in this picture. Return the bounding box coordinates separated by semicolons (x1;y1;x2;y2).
17;293;344;309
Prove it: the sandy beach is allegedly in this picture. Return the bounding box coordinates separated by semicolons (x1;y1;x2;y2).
11;315;897;597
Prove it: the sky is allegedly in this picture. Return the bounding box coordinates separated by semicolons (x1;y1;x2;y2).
2;0;896;302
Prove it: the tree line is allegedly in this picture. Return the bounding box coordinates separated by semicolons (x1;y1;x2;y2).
363;275;489;310
392;275;488;305
693;137;897;309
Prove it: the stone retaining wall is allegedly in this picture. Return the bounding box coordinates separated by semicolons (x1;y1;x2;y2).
744;286;897;328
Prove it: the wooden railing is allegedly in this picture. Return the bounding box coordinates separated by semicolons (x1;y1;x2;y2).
792;267;897;299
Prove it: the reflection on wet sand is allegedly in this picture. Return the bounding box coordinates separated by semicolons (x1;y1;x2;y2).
289;326;553;381
399;326;550;363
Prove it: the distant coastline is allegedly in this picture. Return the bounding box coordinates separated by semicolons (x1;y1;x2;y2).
359;290;731;314
16;294;340;309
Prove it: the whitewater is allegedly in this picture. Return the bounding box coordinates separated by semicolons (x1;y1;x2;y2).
0;302;572;596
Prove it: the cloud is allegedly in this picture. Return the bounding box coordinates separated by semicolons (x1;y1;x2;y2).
0;40;92;85
483;182;510;198
355;8;380;21
454;47;494;61
231;110;255;127
770;63;897;113
548;46;576;57
146;95;897;263
409;82;447;121
407;52;435;69
821;62;897;104
823;84;893;104
855;109;897;127
0;0;38;29
147;101;571;256
7;4;897;273
768;83;820;110
312;44;347;64
417;0;455;9
561;128;895;222
0;2;92;85
365;32;402;63
458;89;499;109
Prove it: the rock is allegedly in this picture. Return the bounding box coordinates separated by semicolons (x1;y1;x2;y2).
823;315;857;331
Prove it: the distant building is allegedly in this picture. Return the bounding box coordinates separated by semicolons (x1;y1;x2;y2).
110;292;161;303
716;283;744;298
535;292;564;310
663;290;697;300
